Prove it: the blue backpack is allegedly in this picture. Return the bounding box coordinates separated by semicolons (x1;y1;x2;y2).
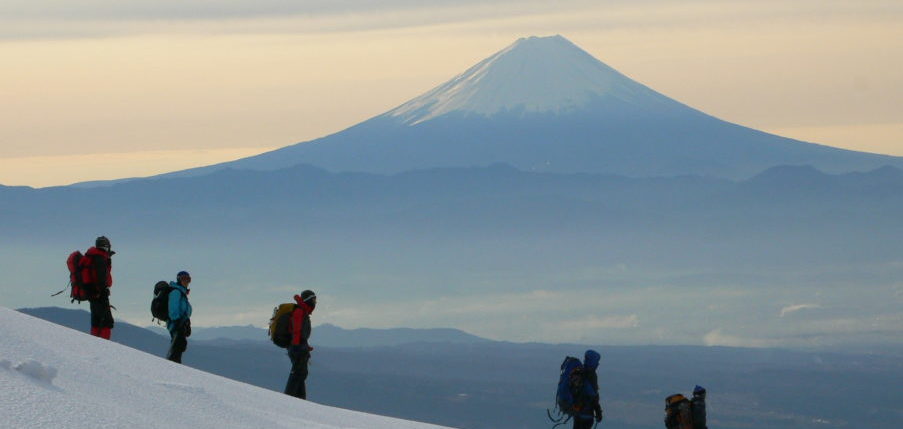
551;356;596;420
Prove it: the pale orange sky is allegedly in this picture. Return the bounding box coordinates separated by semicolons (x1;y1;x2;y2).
1;0;901;187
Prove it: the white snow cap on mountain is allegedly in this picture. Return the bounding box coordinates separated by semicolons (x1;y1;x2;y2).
388;35;663;125
0;307;448;429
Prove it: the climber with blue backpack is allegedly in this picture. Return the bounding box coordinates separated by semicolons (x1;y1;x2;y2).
548;349;604;429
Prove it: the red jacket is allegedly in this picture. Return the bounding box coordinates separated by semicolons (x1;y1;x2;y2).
290;295;314;346
82;247;113;290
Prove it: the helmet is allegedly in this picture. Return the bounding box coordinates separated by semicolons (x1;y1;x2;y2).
300;290;317;308
177;271;191;282
584;349;601;370
95;236;111;253
693;385;706;396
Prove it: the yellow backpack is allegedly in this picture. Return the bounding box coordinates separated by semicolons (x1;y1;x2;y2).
268;303;296;348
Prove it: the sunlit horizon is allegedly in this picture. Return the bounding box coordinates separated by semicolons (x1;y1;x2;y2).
2;0;901;187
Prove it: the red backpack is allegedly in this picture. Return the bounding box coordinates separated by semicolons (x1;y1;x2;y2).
66;251;99;302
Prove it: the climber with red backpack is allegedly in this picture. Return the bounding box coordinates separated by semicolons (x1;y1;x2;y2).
62;236;115;339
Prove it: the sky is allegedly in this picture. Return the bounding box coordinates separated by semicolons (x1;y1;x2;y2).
1;0;901;187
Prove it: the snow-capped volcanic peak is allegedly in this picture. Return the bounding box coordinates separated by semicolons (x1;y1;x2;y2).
388;35;662;125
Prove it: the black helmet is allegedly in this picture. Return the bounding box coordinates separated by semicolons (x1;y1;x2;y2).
300;290;317;308
95;236;111;253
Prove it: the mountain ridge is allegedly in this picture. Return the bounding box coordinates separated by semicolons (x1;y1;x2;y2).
19;307;490;347
136;35;902;182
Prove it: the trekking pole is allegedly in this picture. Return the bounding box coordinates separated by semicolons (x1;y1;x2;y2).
51;282;71;297
549;415;571;429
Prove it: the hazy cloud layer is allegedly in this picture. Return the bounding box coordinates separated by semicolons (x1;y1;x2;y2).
0;0;560;39
3;0;522;20
779;303;821;317
290;281;903;348
2;0;900;39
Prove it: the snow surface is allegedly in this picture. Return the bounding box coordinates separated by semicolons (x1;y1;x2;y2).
388;35;665;125
0;307;451;429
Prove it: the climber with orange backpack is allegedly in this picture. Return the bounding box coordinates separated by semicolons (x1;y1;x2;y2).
665;385;707;429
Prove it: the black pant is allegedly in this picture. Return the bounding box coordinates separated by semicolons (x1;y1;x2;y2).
284;347;310;399
89;295;114;328
167;324;188;363
573;416;594;429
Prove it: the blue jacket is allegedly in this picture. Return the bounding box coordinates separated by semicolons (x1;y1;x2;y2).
166;282;192;333
577;349;602;420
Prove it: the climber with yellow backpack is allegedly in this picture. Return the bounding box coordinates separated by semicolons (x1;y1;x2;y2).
269;290;317;400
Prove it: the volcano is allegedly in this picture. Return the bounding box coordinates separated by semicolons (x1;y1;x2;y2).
163;35;901;179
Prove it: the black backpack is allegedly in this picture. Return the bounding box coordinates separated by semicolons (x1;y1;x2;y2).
151;281;173;322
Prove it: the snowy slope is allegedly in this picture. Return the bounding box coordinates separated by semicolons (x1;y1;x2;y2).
0;307;450;429
387;35;668;125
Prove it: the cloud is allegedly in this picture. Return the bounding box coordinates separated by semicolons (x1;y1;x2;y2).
2;0;519;21
779;303;821;318
4;0;898;23
702;329;778;348
0;0;562;39
557;314;640;330
4;0;900;40
312;287;654;336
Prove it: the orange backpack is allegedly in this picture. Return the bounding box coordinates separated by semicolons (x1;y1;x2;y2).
665;393;693;429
